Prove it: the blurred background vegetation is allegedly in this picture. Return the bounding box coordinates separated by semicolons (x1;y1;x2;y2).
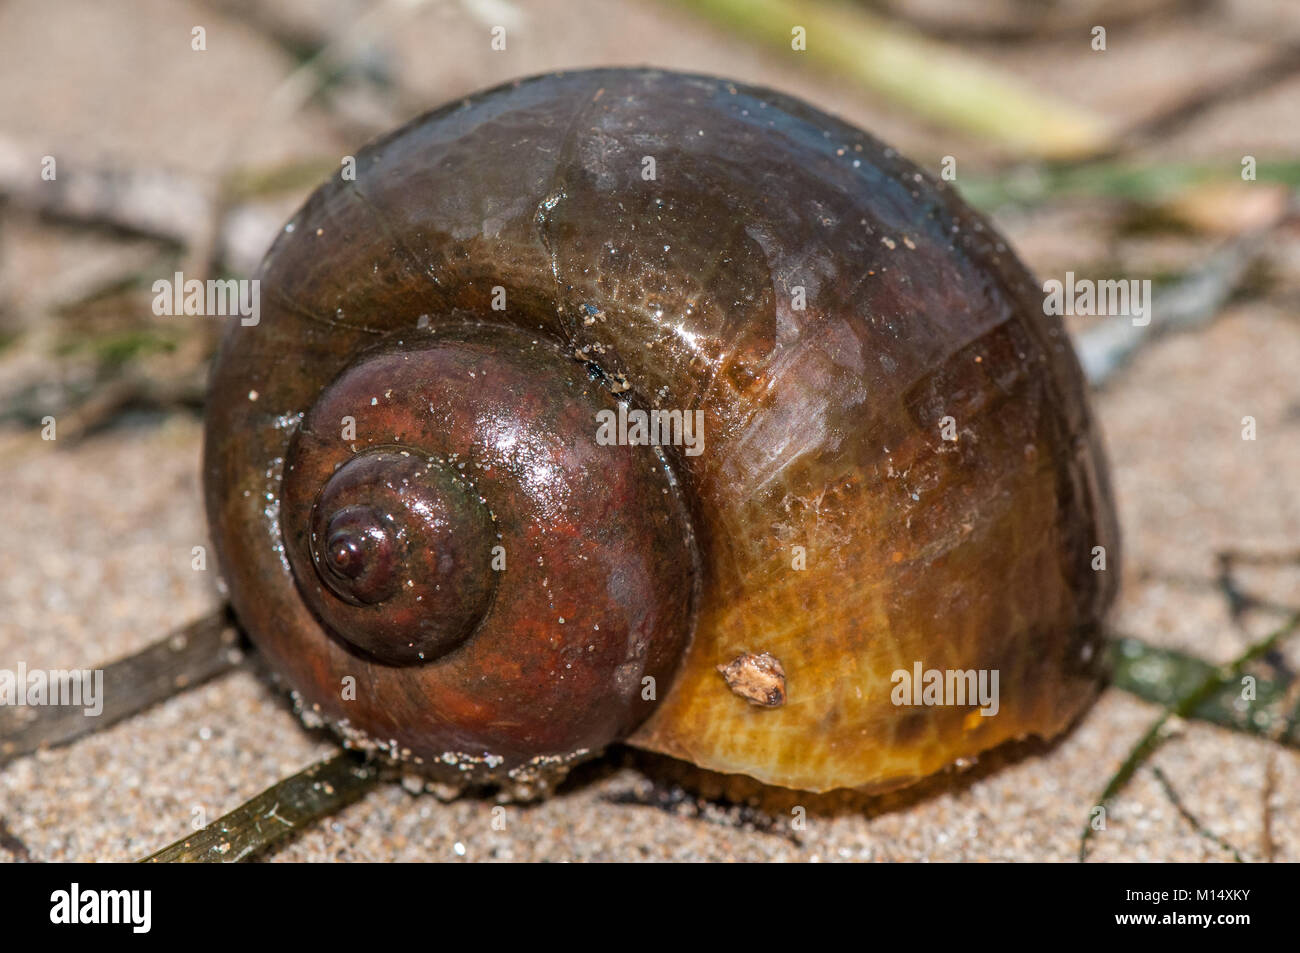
0;0;1297;436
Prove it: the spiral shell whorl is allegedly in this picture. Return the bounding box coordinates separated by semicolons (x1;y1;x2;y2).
286;445;498;664
211;317;698;782
204;68;1118;793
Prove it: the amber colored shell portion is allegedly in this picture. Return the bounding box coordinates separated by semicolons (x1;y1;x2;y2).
203;68;1119;793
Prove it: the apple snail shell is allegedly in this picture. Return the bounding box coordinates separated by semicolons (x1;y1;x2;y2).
202;68;1119;794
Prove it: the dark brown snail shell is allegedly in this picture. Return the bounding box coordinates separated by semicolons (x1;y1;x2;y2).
203;67;1119;794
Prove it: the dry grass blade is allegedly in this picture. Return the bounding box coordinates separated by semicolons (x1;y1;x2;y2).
670;0;1114;158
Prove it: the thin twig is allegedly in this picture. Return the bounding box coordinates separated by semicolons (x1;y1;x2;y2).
1076;204;1297;386
1218;548;1300;568
1151;764;1244;862
1123;42;1300;148
0;608;243;768
1133;566;1299;619
140;751;381;862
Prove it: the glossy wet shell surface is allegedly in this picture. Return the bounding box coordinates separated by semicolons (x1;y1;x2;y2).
203;68;1119;793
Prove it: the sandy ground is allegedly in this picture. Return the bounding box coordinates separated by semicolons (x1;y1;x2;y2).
1;0;1299;861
